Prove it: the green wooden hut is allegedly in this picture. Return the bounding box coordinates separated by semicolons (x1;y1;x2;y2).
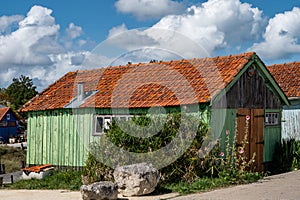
20;52;289;171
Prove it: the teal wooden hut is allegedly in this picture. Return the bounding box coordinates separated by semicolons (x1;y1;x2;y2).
20;52;289;171
268;62;300;141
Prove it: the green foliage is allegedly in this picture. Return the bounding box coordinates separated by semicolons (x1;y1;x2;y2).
163;177;230;194
273;139;300;173
5;75;38;110
88;112;209;183
198;116;260;183
163;172;261;195
0;88;9;106
85;112;264;194
6;170;82;190
82;153;114;184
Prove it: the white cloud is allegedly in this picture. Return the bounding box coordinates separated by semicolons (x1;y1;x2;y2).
0;5;93;91
153;0;265;52
115;0;185;20
0;68;17;83
250;7;300;60
63;23;85;50
108;0;266;60
107;24;159;51
0;5;61;67
66;23;83;39
0;15;24;34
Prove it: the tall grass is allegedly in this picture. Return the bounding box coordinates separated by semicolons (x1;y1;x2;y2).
5;170;83;190
0;145;26;173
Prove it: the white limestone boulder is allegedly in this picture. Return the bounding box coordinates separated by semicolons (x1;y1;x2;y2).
113;163;160;196
80;181;118;200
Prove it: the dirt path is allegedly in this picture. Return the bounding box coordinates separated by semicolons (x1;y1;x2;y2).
0;170;299;200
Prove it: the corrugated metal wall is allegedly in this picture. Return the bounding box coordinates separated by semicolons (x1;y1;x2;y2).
282;109;300;141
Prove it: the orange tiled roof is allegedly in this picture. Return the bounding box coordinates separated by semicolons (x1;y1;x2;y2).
23;164;53;173
20;52;256;112
268;62;300;98
0;107;10;120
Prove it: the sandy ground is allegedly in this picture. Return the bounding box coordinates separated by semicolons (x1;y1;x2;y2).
173;169;300;200
0;170;300;200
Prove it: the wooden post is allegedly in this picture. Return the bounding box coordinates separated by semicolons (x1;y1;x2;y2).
0;164;5;174
20;161;25;169
10;175;13;184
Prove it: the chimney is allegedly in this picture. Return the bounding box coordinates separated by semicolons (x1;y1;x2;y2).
77;83;84;101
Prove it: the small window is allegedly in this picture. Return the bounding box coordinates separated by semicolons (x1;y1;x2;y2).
0;121;8;127
6;113;10;120
95;116;104;134
8;121;16;127
104;117;111;130
265;112;279;126
94;115;132;136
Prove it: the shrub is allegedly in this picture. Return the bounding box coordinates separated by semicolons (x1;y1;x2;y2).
86;112;209;183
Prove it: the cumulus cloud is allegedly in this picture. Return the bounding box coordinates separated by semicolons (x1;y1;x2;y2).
115;0;185;20
153;0;265;52
0;15;24;34
108;0;266;60
0;5;62;67
66;23;83;39
62;22;86;50
0;5;92;91
250;7;300;60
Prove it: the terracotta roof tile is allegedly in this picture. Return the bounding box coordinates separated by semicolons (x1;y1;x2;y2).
268;62;300;98
0;107;10;120
20;52;255;112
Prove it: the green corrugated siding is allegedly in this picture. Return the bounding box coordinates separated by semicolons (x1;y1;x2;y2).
211;109;237;150
27;109;99;167
26;105;209;167
264;109;282;162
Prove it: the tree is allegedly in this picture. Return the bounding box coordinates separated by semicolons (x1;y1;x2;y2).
0;88;10;106
5;75;38;110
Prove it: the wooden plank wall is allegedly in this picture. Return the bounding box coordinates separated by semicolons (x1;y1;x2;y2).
27;106;209;167
27;109;98;167
215;66;283;109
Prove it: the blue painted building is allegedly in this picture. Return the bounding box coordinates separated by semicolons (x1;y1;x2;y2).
0;107;18;143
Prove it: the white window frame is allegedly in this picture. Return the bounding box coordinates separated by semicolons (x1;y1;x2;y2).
93;115;132;136
265;112;279;126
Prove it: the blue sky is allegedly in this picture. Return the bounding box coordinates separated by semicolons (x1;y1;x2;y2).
0;0;300;90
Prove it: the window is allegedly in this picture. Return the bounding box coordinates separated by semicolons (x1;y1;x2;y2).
104;117;111;130
6;113;10;120
95;117;104;133
265;112;279;126
94;115;131;136
8;121;16;127
0;121;8;127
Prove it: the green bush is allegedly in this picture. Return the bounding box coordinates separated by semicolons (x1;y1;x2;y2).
87;112;209;183
273;139;300;173
85;112;264;188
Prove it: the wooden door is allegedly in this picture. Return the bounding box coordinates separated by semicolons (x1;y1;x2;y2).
237;109;264;171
